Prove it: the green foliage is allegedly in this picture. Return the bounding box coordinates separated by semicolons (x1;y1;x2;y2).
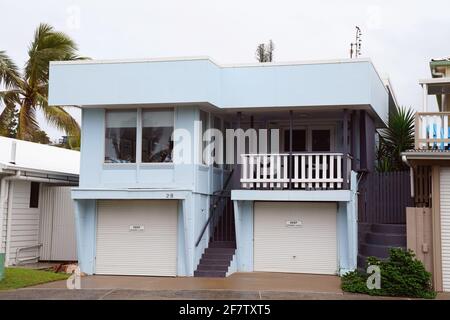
0;268;69;290
0;23;87;142
30;129;50;144
376;105;415;172
0;105;18;137
342;248;436;299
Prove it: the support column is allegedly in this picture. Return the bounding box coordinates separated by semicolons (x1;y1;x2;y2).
289;110;293;189
343;109;349;189
423;84;428;112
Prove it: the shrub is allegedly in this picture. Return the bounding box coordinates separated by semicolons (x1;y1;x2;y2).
342;248;436;299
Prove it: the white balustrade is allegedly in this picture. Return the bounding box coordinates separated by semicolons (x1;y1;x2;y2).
240;153;346;190
416;112;450;149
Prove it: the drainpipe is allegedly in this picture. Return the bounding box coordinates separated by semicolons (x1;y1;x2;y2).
402;155;415;198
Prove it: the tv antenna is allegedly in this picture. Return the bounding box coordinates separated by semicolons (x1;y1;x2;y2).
350;26;362;58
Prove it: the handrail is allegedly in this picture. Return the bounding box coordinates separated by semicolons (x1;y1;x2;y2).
15;243;42;265
195;168;235;247
242;152;345;157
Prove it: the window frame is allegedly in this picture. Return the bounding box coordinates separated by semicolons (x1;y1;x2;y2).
140;108;175;164
103;107;175;167
103;109;138;165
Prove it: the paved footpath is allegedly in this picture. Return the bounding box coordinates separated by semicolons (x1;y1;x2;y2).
1;273;449;300
0;288;419;300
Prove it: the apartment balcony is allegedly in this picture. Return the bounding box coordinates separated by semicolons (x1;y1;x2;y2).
240;153;352;190
415;112;450;150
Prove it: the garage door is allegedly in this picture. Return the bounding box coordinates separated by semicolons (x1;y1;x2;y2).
254;202;337;275
441;167;450;292
96;200;177;276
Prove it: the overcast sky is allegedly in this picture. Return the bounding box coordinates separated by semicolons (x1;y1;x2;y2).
1;0;450;139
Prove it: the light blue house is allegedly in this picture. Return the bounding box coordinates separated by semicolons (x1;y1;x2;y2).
48;57;390;277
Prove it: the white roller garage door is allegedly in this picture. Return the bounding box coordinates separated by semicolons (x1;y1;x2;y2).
254;202;337;275
440;167;450;292
96;200;177;276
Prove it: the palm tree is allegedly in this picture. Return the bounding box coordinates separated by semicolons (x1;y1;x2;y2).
376;106;415;172
0;23;86;142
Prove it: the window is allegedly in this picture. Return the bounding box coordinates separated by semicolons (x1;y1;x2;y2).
105;110;137;163
29;182;39;208
311;129;331;152
142;109;174;163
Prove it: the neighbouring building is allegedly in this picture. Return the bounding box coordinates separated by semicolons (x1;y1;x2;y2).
48;57;392;277
403;56;450;292
0;137;79;271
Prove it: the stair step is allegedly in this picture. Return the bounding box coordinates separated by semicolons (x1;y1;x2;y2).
194;270;226;277
371;223;406;234
359;243;405;259
208;241;236;248
365;232;406;246
197;264;230;271
202;253;234;260
199;258;231;265
204;247;236;255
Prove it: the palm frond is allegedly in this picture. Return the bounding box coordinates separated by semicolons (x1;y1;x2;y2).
376;105;415;171
0;50;21;89
40;104;80;136
25;23;81;86
0;102;17;136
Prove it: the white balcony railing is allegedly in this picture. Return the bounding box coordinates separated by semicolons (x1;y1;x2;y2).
415;112;450;149
240;153;350;190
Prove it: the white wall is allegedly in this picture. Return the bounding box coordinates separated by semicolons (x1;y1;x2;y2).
6;180;40;265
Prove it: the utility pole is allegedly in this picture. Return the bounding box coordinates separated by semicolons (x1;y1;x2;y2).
349;26;362;58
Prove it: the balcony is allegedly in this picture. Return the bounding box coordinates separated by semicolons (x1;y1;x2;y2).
240;153;351;190
415;112;450;150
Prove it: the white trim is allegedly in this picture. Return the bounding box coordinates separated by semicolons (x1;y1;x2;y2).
231;190;351;202
419;77;450;85
50;56;371;68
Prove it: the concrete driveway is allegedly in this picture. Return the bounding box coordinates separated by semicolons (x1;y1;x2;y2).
0;272;448;300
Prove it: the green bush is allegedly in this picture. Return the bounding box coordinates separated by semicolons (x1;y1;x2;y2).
342;248;436;299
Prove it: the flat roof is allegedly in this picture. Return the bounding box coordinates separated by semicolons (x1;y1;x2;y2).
50;55;373;68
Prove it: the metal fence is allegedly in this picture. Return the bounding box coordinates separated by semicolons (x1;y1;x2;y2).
358;171;413;224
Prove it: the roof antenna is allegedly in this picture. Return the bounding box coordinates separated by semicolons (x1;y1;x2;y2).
350;26;362;58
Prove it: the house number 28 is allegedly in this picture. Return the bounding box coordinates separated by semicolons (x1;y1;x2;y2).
166;193;174;199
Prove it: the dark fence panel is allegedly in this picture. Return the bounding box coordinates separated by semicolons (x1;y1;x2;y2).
358;171;413;224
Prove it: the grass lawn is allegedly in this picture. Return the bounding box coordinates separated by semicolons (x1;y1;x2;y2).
0;268;69;290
